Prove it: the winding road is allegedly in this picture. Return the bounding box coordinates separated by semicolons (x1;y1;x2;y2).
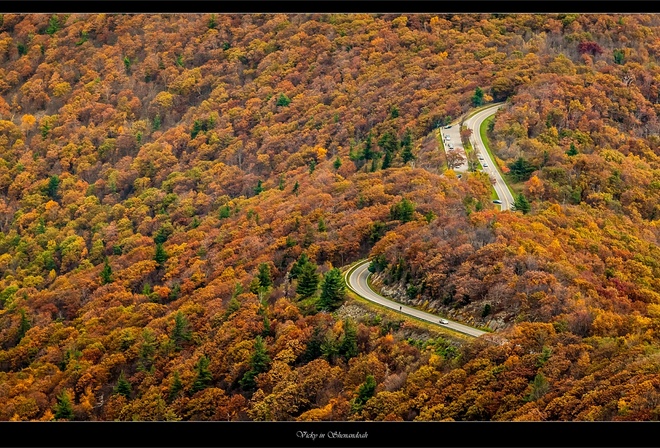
345;260;488;337
464;103;515;211
343;104;513;337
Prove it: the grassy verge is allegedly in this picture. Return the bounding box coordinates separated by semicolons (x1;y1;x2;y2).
460;102;503;123
436;129;448;171
345;288;473;341
479;115;520;198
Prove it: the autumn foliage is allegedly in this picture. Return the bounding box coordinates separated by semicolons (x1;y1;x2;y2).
0;13;660;422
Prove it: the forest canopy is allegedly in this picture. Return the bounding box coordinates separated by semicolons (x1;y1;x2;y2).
0;13;660;422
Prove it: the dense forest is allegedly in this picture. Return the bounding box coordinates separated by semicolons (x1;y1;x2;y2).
1;13;660;421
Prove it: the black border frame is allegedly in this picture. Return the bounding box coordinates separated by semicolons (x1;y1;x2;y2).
2;1;660;447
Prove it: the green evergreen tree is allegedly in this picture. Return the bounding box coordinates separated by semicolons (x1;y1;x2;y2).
100;258;112;285
47;175;59;199
566;143;578;156
471;86;484;107
114;370;132;398
390;198;415;222
169;283;181;302
317;268;346;311
278;174;285;190
240;336;271;391
17;308;30;341
289;253;310;279
276;93;291;107
171;311;192;350
360;132;375;161
208;13;217;29
168;371;183;401
296;262;320;299
254;180;264;195
154;242;168;267
218;205;231;219
138;329;157;371
333;156;342;171
293;181;299;196
613;48;625;65
514;193;531;214
309;159;316;174
257;262;273;289
355;374;377;408
317;217;327;232
191;355;213;393
381;150;393;169
339;319;358;360
54;390;74;420
401;143;415;164
507;157;537;182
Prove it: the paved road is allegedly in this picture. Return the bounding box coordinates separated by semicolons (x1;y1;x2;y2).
439;123;468;172
345;260;488;338
464;103;514;212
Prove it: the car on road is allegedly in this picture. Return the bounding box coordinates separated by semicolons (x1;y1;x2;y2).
448;144;454;149
439;319;449;325
445;125;452;129
478;156;484;160
493;200;502;204
483;163;488;167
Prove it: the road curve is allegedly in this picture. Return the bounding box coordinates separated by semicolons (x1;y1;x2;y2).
464;103;515;212
345;260;488;338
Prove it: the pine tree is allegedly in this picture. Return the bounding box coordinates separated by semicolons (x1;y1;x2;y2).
114;370;132;398
401;143;415;164
361;132;375;161
566;143;578;156
339;319;358;360
240;336;271;391
317;217;327;232
138;329;157;372
318;268;346;311
47;175;60;199
355;375;376;407
381;150;393;169
471;86;484;107
171;311;192;350
390;198;415;222
218;205;231;219
333;156;342;171
99;258;113;285
168;371;183;401
154;242;168;267
191;355;212;393
296;262;319;299
54;390;74;420
257;262;272;289
293;181;299;196
254;180;264;195
278;174;285;190
289;253;310;279
514;193;531;214
17;308;30;341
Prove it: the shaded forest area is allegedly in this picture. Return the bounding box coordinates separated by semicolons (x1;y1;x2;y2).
1;13;660;421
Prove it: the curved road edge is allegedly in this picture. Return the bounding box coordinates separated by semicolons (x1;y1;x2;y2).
464;102;514;212
344;259;487;338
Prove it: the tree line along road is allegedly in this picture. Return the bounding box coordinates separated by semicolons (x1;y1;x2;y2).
343;104;514;337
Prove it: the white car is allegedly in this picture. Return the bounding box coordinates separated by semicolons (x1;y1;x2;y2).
478;156;484;160
483;164;488;167
439;319;449;325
